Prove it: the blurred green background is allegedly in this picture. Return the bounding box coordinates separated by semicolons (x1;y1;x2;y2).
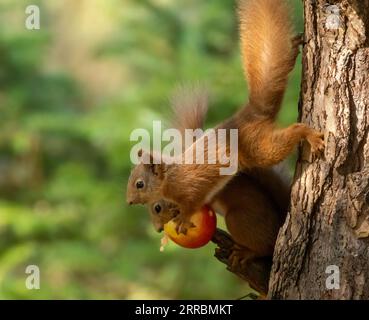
0;0;303;299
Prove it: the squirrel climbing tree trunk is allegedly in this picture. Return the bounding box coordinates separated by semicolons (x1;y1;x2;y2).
268;0;369;299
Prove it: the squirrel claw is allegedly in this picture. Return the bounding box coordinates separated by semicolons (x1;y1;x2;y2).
307;131;325;155
173;215;195;235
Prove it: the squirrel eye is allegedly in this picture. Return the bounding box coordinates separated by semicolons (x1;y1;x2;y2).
136;180;144;189
154;204;162;214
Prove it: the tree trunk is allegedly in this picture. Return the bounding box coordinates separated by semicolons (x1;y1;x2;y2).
268;0;369;299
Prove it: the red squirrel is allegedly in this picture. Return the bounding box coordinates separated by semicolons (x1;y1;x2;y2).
139;85;291;259
126;0;324;234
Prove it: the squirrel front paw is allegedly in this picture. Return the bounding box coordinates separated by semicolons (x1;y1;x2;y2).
306;130;325;155
172;213;195;235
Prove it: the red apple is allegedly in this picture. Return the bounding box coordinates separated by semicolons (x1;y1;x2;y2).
163;205;217;249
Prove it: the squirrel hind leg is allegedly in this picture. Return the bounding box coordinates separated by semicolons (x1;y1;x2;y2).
228;243;258;271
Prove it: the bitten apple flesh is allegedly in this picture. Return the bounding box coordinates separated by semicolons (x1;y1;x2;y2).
163;205;217;249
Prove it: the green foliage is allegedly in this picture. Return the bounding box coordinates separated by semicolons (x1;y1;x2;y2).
0;0;302;299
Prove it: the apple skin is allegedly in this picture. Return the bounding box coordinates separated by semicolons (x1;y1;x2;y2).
163;205;217;249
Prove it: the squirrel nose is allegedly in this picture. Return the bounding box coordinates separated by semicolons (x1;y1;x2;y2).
154;224;164;233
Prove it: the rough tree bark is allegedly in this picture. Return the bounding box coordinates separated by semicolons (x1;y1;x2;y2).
268;0;369;299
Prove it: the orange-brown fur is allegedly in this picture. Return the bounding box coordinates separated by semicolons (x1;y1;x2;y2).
158;121;322;233
170;84;208;136
128;87;292;260
238;0;297;116
127;0;324;234
127;83;291;258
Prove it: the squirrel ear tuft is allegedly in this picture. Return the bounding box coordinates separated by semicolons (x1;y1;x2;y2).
139;150;167;177
150;163;166;178
145;150;162;165
137;149;153;164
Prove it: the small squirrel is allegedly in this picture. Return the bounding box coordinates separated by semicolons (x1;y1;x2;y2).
127;0;324;234
148;168;290;259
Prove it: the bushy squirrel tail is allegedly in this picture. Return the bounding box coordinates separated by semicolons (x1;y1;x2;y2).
238;0;297;119
169;83;209;133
